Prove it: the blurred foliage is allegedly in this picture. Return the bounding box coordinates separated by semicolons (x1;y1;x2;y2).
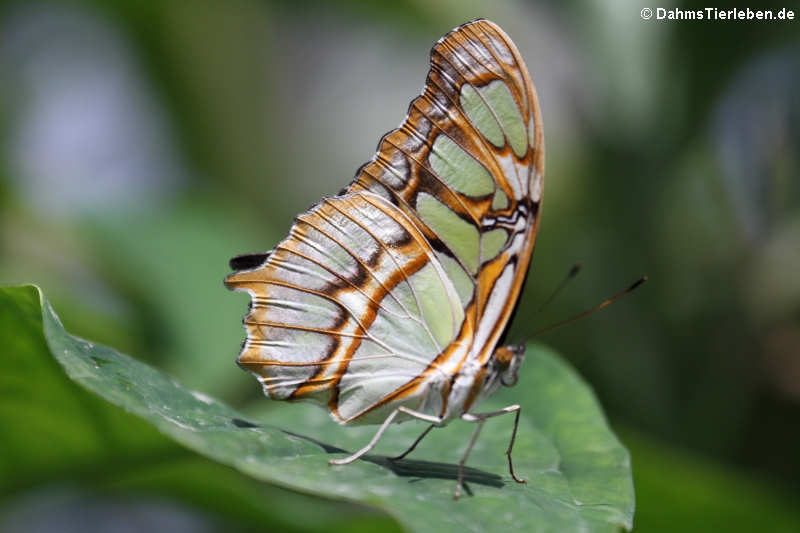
622;429;800;533
0;0;798;531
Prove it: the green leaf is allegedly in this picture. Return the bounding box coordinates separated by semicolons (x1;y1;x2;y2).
3;285;634;532
0;284;397;533
0;284;172;492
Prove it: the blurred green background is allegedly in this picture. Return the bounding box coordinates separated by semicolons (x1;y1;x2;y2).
1;0;798;531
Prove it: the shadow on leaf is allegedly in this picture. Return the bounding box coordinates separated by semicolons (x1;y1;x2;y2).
280;428;504;492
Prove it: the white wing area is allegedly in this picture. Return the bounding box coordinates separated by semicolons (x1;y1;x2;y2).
225;192;465;423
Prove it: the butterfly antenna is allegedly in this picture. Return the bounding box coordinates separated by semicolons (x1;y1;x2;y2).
526;276;647;341
535;261;583;314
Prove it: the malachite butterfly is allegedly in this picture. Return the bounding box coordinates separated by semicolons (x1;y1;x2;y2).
225;19;543;499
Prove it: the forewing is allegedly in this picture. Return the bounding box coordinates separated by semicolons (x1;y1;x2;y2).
348;19;544;368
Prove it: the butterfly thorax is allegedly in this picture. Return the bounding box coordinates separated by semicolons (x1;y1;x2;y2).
440;342;526;421
493;343;526;387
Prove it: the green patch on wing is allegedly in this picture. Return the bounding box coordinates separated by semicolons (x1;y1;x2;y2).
429;135;494;197
416;192;480;274
409;262;463;348
491;188;509;210
460;84;505;148
436;252;474;308
479;81;527;158
481;229;508;263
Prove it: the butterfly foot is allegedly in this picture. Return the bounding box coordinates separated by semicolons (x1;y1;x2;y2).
452;481;473;500
329;455;357;466
507;447;526;484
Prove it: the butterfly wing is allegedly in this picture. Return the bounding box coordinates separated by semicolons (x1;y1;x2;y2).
347;19;544;411
226;192;467;424
226;19;543;424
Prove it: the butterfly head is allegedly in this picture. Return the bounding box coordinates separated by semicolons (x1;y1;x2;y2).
494;343;526;387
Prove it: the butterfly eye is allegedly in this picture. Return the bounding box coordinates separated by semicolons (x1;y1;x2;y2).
494;346;513;369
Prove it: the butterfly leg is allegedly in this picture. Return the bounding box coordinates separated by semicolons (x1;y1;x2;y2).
453;417;486;500
329;407;443;466
390;423;436;461
460;404;526;489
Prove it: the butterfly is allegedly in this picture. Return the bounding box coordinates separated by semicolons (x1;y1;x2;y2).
225;19;543;499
